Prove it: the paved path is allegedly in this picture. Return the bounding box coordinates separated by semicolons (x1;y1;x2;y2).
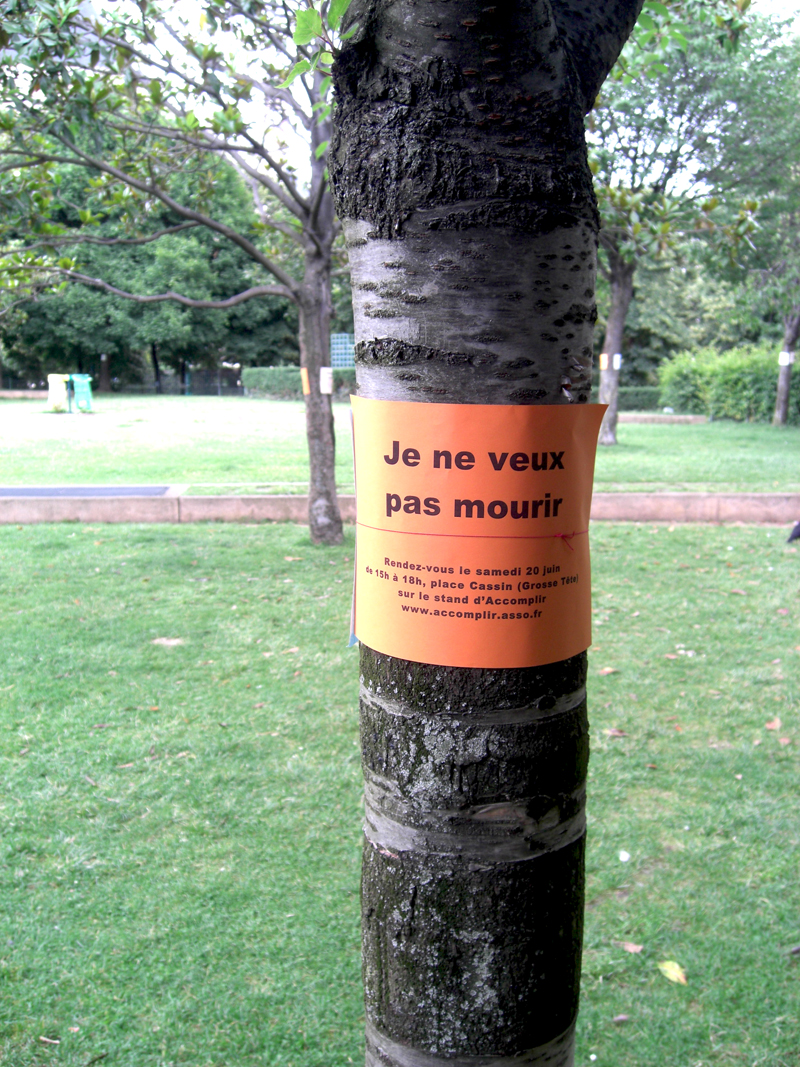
0;486;170;497
1;489;799;526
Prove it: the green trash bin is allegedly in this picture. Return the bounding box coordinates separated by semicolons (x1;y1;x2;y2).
70;374;93;412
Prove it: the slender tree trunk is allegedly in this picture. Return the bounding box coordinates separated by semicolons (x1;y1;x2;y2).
295;88;344;547
298;251;343;545
151;342;162;394
598;249;635;446
773;310;800;426
331;3;641;1064
98;352;111;392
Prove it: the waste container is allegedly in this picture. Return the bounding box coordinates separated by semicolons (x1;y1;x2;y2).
70;374;93;412
47;374;70;412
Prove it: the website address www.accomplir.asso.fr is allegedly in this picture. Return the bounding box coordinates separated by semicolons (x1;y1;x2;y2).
401;602;544;620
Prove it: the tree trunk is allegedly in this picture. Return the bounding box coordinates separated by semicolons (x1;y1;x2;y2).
598;249;635;446
298;254;343;545
98;352;111;392
151;342;162;394
773;310;800;426
331;3;641;1064
300;99;345;548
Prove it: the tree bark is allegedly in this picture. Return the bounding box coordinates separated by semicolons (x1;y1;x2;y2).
598;247;635;446
331;3;642;1064
98;352;111;392
151;342;162;394
299;102;344;547
773;310;800;427
299;254;343;545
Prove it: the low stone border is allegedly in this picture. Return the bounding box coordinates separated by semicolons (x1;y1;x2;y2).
617;413;707;424
2;492;799;526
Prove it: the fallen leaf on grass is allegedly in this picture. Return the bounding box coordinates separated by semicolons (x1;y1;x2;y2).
148;706;159;712
19;747;29;757
664;653;678;660
116;763;135;769
765;717;782;731
779;737;792;746
604;728;627;737
284;556;303;561
598;667;618;675
282;646;300;655
84;776;97;787
730;589;746;596
777;608;789;616
151;637;184;646
254;702;266;708
38;1037;60;1045
262;651;273;658
612;1015;630;1024
617;941;643;954
658;960;687;985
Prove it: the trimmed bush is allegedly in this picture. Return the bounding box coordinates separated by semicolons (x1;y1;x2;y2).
659;345;798;424
589;386;661;410
242;366;356;399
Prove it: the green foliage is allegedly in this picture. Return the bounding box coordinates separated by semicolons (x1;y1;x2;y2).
659;345;798;423
590;386;661;411
242;366;356;399
595;259;772;384
0;161;298;381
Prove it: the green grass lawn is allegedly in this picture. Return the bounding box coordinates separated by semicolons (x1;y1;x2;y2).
1;521;798;1066
1;396;799;494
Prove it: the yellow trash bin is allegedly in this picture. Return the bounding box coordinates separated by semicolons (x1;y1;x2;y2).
47;374;70;412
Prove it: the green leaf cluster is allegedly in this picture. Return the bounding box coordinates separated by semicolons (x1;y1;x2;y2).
659;344;799;423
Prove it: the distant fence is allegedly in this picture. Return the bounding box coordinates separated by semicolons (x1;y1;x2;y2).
120;369;243;396
330;334;355;368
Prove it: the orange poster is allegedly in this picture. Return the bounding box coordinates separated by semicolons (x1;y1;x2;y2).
351;398;606;669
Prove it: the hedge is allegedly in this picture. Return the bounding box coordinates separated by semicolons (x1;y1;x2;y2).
243;370;662;411
658;345;797;424
242;366;356;399
589;386;661;410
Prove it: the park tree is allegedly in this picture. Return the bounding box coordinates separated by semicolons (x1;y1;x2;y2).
0;161;298;386
590;6;799;442
737;205;800;427
0;0;349;544
326;2;645;1064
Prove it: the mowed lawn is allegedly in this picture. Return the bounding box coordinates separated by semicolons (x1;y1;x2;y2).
1;395;799;494
0;521;798;1066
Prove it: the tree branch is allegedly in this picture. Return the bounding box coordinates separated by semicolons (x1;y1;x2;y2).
9;139;302;297
553;0;646;112
9;266;295;308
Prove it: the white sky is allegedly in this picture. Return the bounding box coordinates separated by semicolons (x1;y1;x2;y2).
751;0;800;26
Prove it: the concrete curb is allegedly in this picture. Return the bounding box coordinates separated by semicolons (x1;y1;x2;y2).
1;492;798;526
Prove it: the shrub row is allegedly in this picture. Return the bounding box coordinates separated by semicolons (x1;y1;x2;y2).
658;345;796;424
589;386;661;411
242;370;663;411
241;366;356;399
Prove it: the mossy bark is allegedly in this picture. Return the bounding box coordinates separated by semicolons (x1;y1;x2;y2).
330;3;643;1062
